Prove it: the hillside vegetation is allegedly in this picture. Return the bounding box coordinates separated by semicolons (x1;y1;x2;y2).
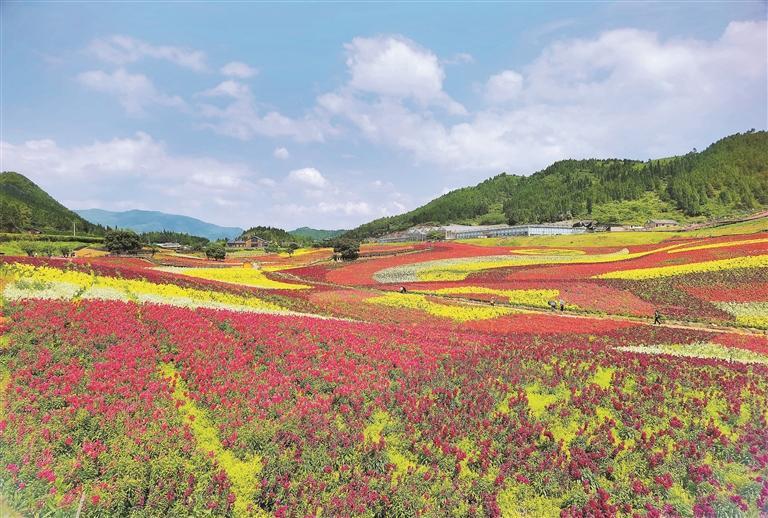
344;131;768;240
290;227;346;241
0;172;103;234
241;226;303;244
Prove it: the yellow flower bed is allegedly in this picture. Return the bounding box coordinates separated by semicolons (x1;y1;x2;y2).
160;363;265;517
413;244;685;282
512;248;585;256
594;254;768;280
667;237;768;254
617;342;768;364
1;263;286;313
157;266;309;290
714;302;768;329
367;292;516;321
426;287;559;308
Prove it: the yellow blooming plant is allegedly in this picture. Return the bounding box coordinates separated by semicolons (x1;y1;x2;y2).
617;342;768;365
156;266;310;290
367;292;517;321
713;302;768;329
160;364;266;517
666;237;768;254
594;254;768;280
423;287;560;308
393;244;687;283
1;263;287;313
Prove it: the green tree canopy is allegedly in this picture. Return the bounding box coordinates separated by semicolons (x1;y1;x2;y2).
104;229;142;255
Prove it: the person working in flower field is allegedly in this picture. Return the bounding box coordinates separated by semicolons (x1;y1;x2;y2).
559;299;565;311
654;309;662;325
548;300;557;311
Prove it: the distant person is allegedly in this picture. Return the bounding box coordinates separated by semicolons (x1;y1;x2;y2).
548;300;557;311
654;309;662;325
399;286;407;294
559;299;565;311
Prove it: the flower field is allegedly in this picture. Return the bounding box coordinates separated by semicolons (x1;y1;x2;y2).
1;230;767;516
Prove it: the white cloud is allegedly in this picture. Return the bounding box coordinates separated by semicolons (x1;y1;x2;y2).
485;70;523;104
197;80;330;142
220;61;258;78
77;68;185;115
88;35;207;72
0;133;264;226
321;20;767;173
344;35;466;114
273;147;290;160
288;167;328;188
0;132;414;229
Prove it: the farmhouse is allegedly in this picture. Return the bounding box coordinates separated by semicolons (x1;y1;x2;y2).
155;242;183;250
226;236;268;248
646;219;680;229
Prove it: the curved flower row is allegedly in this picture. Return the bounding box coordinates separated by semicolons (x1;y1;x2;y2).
0;262;287;314
595;254;768;280
155;266;310;290
714;302;768;329
366;292;519;321
373;245;687;283
422;286;560;309
666;236;768;254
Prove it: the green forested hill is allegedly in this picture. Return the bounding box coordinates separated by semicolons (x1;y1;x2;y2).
0;172;103;234
241;226;302;244
344;131;768;239
290;227;347;241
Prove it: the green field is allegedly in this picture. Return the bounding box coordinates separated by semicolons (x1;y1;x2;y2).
0;240;93;256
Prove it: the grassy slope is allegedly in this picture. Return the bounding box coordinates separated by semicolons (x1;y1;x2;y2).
0;172;101;234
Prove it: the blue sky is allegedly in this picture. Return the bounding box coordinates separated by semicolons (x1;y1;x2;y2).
1;2;766;229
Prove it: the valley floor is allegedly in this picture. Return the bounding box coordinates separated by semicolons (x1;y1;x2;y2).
1;221;767;516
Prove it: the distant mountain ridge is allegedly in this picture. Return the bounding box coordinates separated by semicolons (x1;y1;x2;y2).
0;171;103;234
290;227;346;241
75;209;244;241
343;131;768;240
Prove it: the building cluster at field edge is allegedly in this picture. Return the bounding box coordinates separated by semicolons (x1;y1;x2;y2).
375;219;680;243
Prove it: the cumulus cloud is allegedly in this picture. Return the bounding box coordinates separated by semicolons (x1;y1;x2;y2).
321;20;767;173
87;35;207;71
273;147;290;160
484;70;523;104
288;167;328;188
1;131;419;228
197;80;330;142
220;61;258;78
0;132;263;226
77;68;185;115
344;35;466;114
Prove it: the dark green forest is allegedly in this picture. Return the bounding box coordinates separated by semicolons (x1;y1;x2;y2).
344;131;768;240
241;226;309;245
0;172;104;234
